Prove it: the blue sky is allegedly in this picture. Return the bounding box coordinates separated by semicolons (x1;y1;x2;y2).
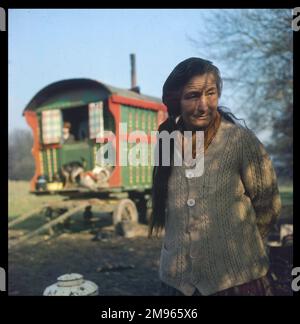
9;9;264;137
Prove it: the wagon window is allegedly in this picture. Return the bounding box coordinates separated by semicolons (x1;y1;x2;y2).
41;109;62;144
61;105;89;142
89;101;104;139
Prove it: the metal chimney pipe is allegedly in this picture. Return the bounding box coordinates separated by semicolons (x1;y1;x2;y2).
130;53;137;89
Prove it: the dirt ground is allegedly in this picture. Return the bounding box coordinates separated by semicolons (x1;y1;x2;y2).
9;222;164;296
8;180;293;296
9;221;293;296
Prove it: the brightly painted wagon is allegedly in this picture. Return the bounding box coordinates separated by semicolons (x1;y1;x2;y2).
9;57;167;247
23;78;166;196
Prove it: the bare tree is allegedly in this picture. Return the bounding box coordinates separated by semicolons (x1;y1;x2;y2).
189;9;293;177
9;129;34;180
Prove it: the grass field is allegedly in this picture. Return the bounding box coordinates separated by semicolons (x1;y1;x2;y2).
8;181;63;219
8;180;293;219
277;185;293;206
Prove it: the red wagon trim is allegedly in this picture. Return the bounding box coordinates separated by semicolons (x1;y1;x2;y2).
24;111;41;191
107;97;121;187
110;94;167;112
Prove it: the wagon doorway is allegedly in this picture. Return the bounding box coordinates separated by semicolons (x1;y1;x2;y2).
61;105;92;170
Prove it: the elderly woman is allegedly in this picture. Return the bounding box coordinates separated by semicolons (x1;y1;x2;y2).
149;57;281;296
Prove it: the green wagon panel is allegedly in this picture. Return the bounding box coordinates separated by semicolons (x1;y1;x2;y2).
120;104;157;191
41;148;60;181
60;142;93;170
35;88;105;112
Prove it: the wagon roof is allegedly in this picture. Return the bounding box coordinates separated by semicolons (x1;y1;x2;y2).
23;78;162;113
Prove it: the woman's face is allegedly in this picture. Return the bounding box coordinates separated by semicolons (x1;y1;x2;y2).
180;73;219;131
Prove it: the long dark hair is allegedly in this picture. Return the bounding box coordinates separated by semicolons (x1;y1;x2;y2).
148;58;246;237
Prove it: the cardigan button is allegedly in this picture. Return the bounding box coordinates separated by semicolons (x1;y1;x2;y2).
185;170;195;178
187;199;195;207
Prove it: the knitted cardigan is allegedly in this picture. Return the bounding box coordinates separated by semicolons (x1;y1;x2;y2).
159;116;282;296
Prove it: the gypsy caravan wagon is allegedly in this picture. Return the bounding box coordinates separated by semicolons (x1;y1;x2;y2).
9;56;167;247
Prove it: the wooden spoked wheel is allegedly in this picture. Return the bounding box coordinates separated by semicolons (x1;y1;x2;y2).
112;199;138;225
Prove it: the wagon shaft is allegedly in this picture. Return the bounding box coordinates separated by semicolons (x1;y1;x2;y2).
9;203;89;249
8;205;49;229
